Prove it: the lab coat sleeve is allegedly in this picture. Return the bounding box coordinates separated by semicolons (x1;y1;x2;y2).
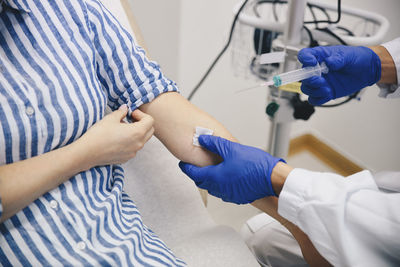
277;168;400;266
378;37;400;98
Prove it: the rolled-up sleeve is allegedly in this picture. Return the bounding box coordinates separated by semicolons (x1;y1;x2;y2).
86;0;178;111
278;168;400;266
378;37;400;98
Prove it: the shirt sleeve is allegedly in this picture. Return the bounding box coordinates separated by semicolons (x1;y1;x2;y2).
85;0;178;112
0;196;2;218
377;37;400;98
278;168;400;266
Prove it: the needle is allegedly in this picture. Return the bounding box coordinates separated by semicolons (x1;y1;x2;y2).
235;80;274;93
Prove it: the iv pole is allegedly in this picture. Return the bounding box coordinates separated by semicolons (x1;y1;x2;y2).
268;0;307;158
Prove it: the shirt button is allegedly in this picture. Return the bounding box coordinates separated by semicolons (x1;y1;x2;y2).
50;200;58;210
25;106;35;117
77;241;86;250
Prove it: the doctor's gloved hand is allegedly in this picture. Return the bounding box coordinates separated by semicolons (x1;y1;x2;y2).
298;45;381;105
179;135;285;204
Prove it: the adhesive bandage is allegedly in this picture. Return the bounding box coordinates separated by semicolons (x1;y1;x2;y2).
193;126;214;147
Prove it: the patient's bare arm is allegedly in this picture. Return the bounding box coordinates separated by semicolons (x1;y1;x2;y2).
139;92;237;167
252;197;331;267
251;163;331;266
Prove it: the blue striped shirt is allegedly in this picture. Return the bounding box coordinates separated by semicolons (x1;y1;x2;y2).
0;0;185;265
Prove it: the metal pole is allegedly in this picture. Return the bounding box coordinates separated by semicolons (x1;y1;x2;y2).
268;0;307;158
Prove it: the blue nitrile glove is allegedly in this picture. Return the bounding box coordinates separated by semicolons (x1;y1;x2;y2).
178;135;285;204
298;45;381;105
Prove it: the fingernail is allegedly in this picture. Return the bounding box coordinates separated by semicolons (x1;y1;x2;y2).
119;104;127;110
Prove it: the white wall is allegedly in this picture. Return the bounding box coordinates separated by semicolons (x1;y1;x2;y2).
122;0;399;172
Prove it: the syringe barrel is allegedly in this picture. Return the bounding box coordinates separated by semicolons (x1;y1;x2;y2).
273;62;328;87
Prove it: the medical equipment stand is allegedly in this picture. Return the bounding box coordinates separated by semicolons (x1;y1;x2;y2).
267;0;307;158
234;0;389;159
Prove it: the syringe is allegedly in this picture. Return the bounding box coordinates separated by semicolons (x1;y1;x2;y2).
236;62;329;93
273;62;329;87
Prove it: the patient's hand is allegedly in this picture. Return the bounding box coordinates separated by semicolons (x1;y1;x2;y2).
77;105;154;167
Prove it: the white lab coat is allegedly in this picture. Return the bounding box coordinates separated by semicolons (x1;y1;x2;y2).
278;38;400;266
278;170;400;266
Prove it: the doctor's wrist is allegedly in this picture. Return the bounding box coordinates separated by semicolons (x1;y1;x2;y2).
370;45;397;84
271;162;293;196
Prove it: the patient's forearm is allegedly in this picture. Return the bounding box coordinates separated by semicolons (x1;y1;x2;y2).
139;92;236;167
0;142;89;222
252;198;331;267
253;163;330;266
